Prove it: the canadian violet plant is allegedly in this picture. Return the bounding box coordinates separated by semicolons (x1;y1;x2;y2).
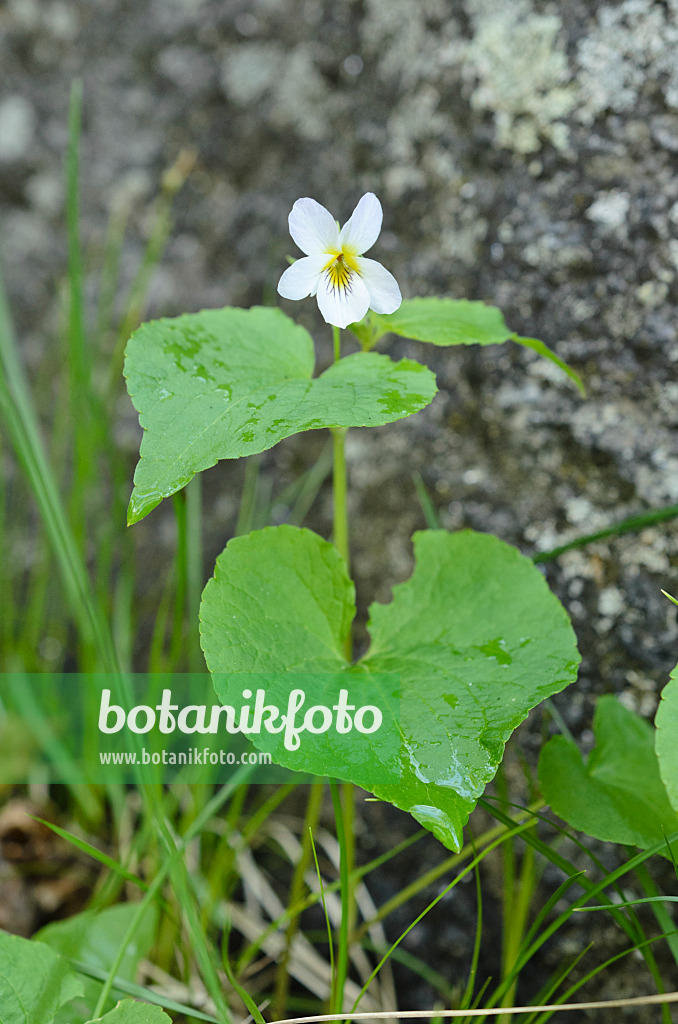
2;155;678;1022
123;189;588;851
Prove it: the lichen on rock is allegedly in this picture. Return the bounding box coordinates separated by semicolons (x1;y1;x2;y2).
462;0;577;153
576;0;678;121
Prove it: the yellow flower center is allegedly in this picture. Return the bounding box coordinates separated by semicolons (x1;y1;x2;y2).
324;251;360;293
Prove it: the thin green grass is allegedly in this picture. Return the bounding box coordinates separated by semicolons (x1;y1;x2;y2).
274;782;325;1018
66;80;93;561
526;931;677;1024
412;462;678;567
1;93;257;1017
347;817;540;1016
458;852;484;1015
221;915;269;1024
0;268;119;674
478;805;678;1017
89;770;251;1018
310;824;337;1005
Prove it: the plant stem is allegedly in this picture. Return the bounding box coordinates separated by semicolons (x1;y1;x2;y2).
186;475;203;670
329;330;356;1018
341;781;357;975
330;780;351;1017
332;427;349;572
499;839;536;1022
330;325;351;660
274;781;325;1018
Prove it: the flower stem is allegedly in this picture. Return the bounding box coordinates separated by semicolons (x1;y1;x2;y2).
332;426;349;571
330;328;356;1015
329;780;351;1017
330;327;351;660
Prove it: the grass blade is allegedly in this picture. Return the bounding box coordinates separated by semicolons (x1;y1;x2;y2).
0;267;119;673
534;504;678;563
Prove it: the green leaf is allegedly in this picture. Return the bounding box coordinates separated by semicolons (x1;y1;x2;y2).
0;928;82;1024
509;334;584;395
656;663;678;815
200;527;401;785
200;526;579;851
85;999;171;1024
32;819;150;894
353;298;515;347
36;904;158;1024
124;306;436;523
201;526;353;675
348;298;584;395
539;695;678;852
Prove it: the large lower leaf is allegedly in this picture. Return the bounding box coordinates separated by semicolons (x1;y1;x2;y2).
124;306;436;523
36;903;158;1024
539;695;678;852
348;298;584;395
85;1000;171;1024
0;929;82;1024
656;663;678;814
200;526;579;850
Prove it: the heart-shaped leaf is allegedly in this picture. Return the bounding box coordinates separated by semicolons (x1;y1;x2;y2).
655;662;678;815
85;1000;171;1024
200;526;579;851
539;695;678;852
37;903;158;1024
0;928;82;1024
348;298;584;395
124;306;437;523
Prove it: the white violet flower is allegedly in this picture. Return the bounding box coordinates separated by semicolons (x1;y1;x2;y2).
277;192;402;329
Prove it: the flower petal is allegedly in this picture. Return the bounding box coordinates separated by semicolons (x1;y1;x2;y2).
339;193;383;255
277;255;327;300
316;268;370;329
355;257;402;315
288;198;340;256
